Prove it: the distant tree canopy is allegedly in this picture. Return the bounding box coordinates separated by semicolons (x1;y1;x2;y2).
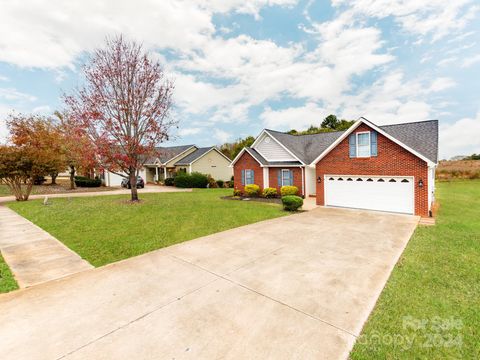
466;154;480;160
220;136;255;160
288;114;354;135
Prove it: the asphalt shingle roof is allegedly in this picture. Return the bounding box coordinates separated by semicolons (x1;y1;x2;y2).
174;147;213;165
261;120;438;164
156;145;196;163
246;148;302;166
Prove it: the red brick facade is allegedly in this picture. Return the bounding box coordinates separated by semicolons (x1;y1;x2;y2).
268;167;304;196
315;123;429;216
233;151;263;191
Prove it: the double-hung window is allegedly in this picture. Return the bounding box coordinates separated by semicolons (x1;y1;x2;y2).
281;169;293;186
356;132;371;157
245;169;254;185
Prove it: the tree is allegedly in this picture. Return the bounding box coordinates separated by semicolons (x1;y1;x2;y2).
7;114;66;185
64;36;176;201
55;111;98;190
220;136;255;159
289;115;355;135
0;146;51;201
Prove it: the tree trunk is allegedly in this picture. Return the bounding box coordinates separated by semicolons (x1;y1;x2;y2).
129;171;138;201
69;165;76;190
51;172;58;185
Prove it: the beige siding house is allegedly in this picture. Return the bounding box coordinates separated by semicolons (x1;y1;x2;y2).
174;147;233;181
104;145;232;186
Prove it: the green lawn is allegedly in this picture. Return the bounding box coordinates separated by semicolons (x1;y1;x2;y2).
351;180;480;359
0;253;18;293
7;189;287;267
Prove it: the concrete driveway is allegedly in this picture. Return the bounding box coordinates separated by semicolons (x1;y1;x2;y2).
0;207;418;359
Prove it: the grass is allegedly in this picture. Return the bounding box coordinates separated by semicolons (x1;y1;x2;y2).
436;159;480;180
0;253;18;293
7;189;287;267
351;180;480;359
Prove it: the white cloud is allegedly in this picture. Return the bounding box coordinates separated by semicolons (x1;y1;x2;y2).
178;127;202;136
213;129;232;143
332;0;479;41
0;0;296;68
440;112;480;158
0;88;37;102
429;78;456;92
260;103;327;130
462;54;480;68
0;75;8;81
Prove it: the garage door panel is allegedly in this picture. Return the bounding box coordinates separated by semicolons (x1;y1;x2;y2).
324;176;414;214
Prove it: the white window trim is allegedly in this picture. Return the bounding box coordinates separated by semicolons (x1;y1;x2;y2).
281;169;292;186
356;131;371;158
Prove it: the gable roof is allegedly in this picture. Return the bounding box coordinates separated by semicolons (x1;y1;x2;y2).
256;119;438;166
380;120;438;163
174;147;231;166
156;145;196;164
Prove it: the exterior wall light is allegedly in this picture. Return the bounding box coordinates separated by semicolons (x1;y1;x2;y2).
317;176;322;183
418;179;424;188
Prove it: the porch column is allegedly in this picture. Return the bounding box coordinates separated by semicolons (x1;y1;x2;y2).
164;167;167;179
155;166;159;182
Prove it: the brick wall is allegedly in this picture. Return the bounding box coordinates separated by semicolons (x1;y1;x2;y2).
268;167;304;196
233;151;263;191
315;123;429;216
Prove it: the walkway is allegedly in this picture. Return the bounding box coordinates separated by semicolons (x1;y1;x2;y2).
0;206;93;288
0;207;418;359
0;185;191;204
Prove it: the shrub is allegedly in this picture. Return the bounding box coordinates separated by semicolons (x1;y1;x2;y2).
282;195;303;211
33;176;47;185
227;180;234;188
191;172;209;188
244;184;260;197
263;187;277;198
233;189;242;197
174;172;209;188
207;175;217;188
164;177;175;186
216;180;224;188
281;185;298;196
75;177;102;187
174;174;191;188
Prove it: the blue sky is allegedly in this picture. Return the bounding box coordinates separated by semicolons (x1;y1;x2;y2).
0;0;479;159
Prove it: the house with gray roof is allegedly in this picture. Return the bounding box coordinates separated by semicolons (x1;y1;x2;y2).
231;117;438;217
104;145;232;186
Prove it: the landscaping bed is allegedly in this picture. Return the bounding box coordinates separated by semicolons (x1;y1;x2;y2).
221;195;282;204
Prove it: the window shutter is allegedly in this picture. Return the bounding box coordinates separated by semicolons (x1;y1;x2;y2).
371;131;378;156
289;170;293;186
349;134;356;158
251;170;255;183
278;170;282;187
241;170;245;185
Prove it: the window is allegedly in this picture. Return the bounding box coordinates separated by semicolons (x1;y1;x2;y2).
245;169;254;185
281;169;293;186
356;132;371;157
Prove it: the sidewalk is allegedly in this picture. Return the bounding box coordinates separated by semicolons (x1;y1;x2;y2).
0;206;93;288
0;185;191;204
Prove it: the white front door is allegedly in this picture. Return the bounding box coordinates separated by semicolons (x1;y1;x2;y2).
324;175;414;214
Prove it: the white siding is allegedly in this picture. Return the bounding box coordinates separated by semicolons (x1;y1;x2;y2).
255;134;296;161
305;166;316;196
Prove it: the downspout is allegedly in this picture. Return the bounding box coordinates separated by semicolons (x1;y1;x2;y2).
301;167;305;197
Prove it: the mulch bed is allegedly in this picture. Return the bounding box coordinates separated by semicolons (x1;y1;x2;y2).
221;195;282;204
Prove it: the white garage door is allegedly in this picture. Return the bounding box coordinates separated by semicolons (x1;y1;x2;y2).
324;175;414;214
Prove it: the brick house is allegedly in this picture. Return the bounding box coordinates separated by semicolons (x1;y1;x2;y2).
231;118;438;217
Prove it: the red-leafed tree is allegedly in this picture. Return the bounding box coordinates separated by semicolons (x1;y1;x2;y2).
64;36;176;201
55;111;98;190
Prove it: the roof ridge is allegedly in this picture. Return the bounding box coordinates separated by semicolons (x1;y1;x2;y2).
379;119;438;128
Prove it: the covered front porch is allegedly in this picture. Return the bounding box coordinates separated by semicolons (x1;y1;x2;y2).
144;165;187;183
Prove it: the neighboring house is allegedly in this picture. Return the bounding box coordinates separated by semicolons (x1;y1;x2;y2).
104;145;232;186
231;117;438;217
